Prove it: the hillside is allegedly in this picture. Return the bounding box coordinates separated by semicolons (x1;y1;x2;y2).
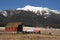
0;5;60;28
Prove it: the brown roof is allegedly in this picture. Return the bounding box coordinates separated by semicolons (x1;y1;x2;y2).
6;22;22;27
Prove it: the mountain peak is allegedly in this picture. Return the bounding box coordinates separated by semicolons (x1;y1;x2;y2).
16;5;60;15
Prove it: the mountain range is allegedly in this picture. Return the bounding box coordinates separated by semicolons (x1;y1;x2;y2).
0;5;60;28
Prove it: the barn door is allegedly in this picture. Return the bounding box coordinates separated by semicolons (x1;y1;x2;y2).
17;25;23;33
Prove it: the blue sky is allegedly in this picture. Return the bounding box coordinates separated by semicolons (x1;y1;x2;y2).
0;0;60;10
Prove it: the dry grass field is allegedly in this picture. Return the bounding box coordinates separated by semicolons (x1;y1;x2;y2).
0;33;60;40
0;27;60;40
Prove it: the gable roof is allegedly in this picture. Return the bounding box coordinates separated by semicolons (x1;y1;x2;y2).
6;22;22;27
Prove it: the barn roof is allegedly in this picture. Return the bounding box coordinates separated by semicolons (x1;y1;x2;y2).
6;22;22;27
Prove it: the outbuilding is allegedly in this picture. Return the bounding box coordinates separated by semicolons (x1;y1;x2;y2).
5;22;23;33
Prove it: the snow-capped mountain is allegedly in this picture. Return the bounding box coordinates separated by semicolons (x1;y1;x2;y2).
0;10;7;17
0;5;60;17
16;5;60;15
0;5;60;28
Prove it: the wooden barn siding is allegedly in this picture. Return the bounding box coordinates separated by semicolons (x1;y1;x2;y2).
5;27;17;32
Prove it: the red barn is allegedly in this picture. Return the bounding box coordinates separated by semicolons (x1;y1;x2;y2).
5;22;23;33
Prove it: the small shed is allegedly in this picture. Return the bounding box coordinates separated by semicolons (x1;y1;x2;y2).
5;22;23;32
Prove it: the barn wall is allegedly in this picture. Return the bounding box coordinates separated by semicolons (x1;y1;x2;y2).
5;27;17;32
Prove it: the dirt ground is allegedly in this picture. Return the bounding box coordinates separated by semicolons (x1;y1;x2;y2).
0;33;60;40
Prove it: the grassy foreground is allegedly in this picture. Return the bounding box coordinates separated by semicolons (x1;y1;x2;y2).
0;33;60;40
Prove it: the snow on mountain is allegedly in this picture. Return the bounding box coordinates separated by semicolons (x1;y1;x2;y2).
0;5;60;17
16;5;60;15
0;10;7;17
51;10;60;14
